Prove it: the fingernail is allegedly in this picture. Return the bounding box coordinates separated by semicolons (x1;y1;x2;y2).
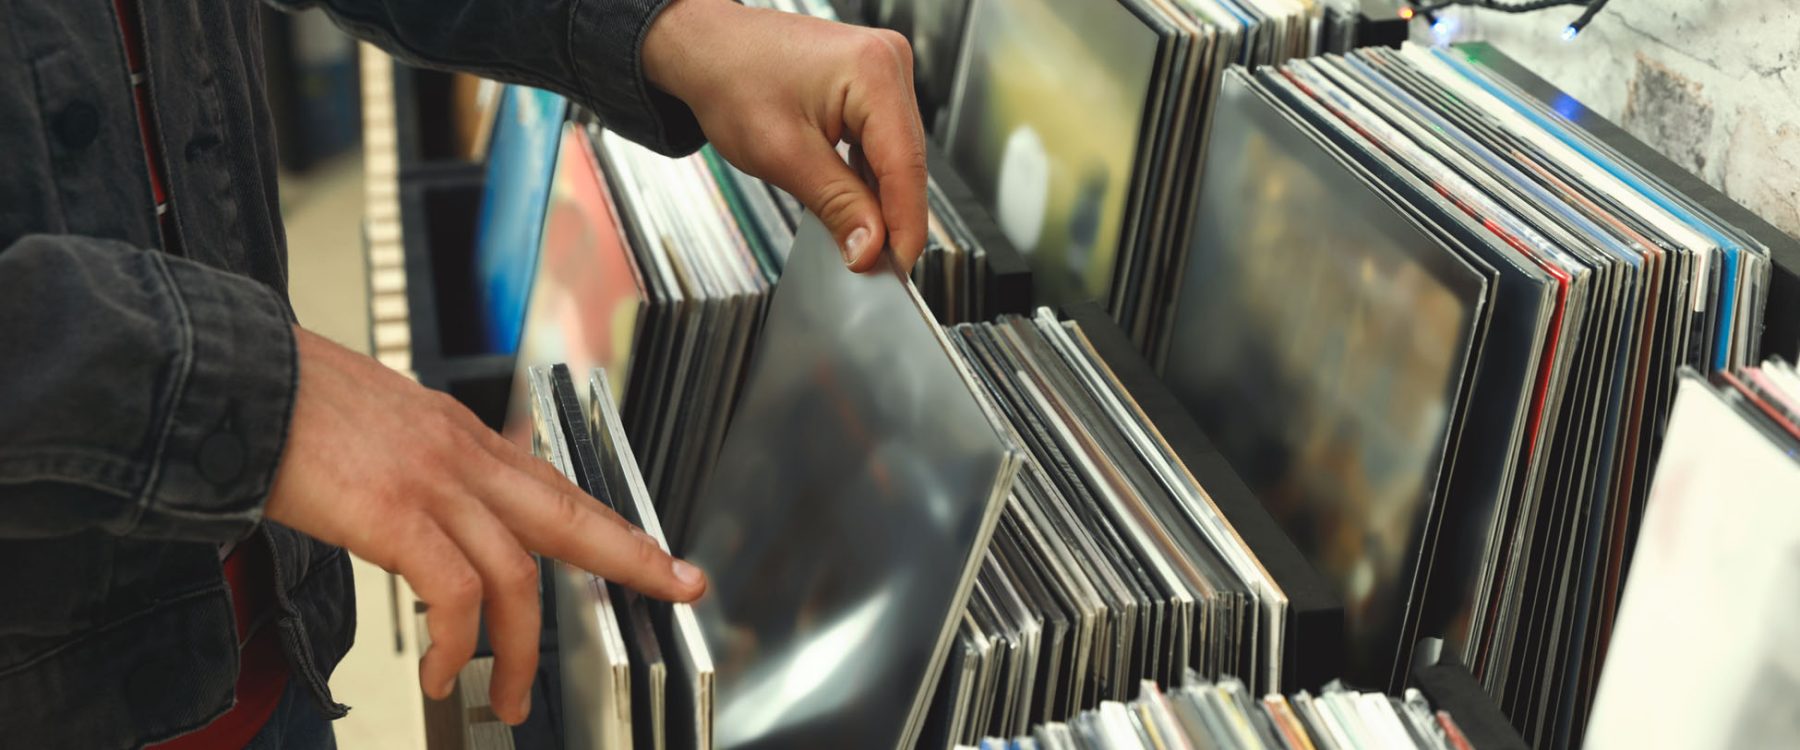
515;694;532;724
672;559;703;587
843;226;870;264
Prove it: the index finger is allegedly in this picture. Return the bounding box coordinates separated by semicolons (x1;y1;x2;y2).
479;463;707;603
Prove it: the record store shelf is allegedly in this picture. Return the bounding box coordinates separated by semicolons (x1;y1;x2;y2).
1461;42;1800;362
398;164;514;430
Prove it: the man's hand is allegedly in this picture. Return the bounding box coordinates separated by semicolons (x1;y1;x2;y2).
266;328;706;725
644;0;929;273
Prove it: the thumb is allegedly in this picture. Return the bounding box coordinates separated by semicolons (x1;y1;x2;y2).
764;138;888;272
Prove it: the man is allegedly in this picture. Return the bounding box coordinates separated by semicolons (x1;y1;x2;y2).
0;0;928;746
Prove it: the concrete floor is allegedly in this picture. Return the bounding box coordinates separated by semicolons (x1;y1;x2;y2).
282;153;428;750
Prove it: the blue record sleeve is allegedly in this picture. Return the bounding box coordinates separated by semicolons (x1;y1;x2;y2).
474;85;568;354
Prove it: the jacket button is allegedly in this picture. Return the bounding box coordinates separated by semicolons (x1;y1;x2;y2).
197;431;247;485
56;101;100;149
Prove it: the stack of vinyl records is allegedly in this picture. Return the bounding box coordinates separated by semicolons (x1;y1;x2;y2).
922;309;1291;748
678;215;1026;749
590;127;780;543
957;675;1485;750
939;0;1361;351
866;0;1386;138
1584;363;1800;750
503;118;1031;545
1159;43;1776;744
529;363;715;750
916;173;1005;325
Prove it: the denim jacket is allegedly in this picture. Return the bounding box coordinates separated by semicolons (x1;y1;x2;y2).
0;1;702;747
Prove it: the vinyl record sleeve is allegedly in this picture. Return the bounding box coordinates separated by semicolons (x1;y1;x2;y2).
1279;57;1581;684
504;124;646;447
1163;69;1485;687
1585;372;1800;749
945;0;1160;307
474;86;568;354
550;365;668;750
531;367;632;750
587;369;715;750
683;216;1020;749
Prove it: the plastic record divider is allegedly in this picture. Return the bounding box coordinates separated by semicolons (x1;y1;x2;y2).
1058;300;1349;692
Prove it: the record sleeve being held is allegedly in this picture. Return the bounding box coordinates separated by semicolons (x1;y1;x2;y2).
683;216;1023;750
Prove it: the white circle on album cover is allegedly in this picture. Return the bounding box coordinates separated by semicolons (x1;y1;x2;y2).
996;124;1049;254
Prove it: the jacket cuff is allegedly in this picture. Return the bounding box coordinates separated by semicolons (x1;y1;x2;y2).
130;258;298;541
569;0;706;157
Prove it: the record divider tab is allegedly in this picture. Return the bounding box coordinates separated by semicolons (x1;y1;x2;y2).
1060;300;1348;692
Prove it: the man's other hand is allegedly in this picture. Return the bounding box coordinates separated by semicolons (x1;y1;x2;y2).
644;0;929;273
266;327;707;726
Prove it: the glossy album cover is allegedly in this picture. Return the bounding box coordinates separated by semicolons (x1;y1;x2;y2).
475;85;568;354
1162;70;1485;686
683;217;1020;750
944;0;1159;307
504;123;646;445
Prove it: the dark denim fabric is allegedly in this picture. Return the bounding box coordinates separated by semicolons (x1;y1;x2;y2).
245;680;339;750
0;1;701;748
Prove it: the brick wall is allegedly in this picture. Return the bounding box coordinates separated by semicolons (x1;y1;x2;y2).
1449;2;1800;241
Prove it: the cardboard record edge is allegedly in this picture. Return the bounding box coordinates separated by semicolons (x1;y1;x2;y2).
528;366;633;750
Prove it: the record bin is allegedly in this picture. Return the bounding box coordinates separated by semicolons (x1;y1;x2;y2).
1457;42;1800;362
399;165;515;431
1060;301;1348;693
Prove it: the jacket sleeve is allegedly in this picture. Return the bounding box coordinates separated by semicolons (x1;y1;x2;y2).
265;0;707;156
0;235;298;543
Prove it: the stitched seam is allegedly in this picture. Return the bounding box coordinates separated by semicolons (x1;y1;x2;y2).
9;19;68;229
129;0;193;256
0;583;226;678
277;547;348;712
566;0;596;113
128;253;197;535
0;445;155;472
293;545;348;590
255;290;300;511
0;473;137;502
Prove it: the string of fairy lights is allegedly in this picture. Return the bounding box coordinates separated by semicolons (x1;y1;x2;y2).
1398;0;1615;41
